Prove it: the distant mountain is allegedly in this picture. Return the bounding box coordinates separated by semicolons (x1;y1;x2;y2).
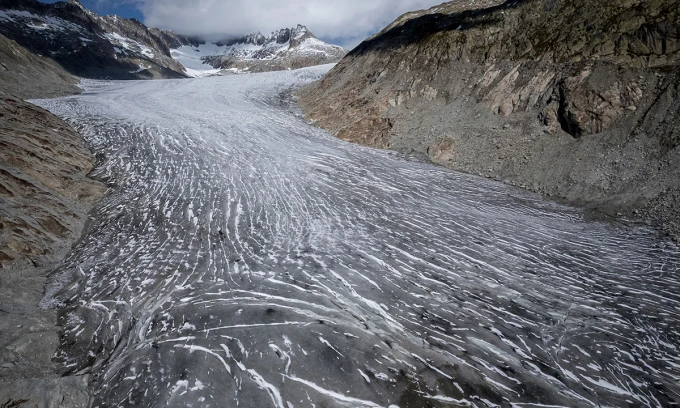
0;0;345;80
171;25;347;77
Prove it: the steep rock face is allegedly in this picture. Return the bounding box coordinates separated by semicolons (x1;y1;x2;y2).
0;0;189;79
191;25;346;74
299;0;680;239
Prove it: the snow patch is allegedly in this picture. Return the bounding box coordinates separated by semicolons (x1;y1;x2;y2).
104;32;155;58
0;9;85;33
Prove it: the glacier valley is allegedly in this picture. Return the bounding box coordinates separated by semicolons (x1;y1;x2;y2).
34;66;680;407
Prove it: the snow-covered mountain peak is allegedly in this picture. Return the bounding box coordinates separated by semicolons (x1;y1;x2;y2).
171;24;346;77
219;24;311;47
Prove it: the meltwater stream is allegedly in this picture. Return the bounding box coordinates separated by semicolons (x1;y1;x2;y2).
36;66;680;408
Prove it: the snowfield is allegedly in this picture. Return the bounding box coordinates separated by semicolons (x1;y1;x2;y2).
35;66;680;407
170;44;228;77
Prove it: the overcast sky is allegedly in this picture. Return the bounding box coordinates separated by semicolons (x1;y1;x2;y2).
140;0;445;48
43;0;445;49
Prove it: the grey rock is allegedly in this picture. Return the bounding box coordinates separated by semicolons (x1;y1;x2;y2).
0;375;91;407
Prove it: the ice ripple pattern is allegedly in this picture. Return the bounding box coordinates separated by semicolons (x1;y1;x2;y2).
36;66;680;408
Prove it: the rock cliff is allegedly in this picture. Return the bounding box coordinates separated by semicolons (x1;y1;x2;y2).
299;0;680;239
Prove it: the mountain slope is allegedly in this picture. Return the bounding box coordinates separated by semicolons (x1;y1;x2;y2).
299;0;680;239
0;32;79;98
0;0;188;79
171;25;346;76
0;5;106;404
0;91;105;406
0;0;346;79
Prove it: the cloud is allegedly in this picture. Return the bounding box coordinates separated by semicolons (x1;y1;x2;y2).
135;0;445;49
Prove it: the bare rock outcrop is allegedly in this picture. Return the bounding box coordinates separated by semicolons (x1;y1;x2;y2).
299;0;680;239
0;94;104;267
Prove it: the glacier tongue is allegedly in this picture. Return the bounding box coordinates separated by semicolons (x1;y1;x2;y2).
35;66;680;407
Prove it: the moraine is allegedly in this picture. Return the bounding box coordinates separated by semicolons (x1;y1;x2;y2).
35;66;680;408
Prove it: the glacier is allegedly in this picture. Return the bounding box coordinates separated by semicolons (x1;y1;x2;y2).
34;65;680;407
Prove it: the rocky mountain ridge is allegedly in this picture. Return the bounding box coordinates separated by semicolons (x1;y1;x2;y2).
299;0;680;240
0;0;189;79
218;24;312;48
175;25;346;76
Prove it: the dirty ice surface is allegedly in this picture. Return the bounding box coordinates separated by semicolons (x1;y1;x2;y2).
36;65;680;407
